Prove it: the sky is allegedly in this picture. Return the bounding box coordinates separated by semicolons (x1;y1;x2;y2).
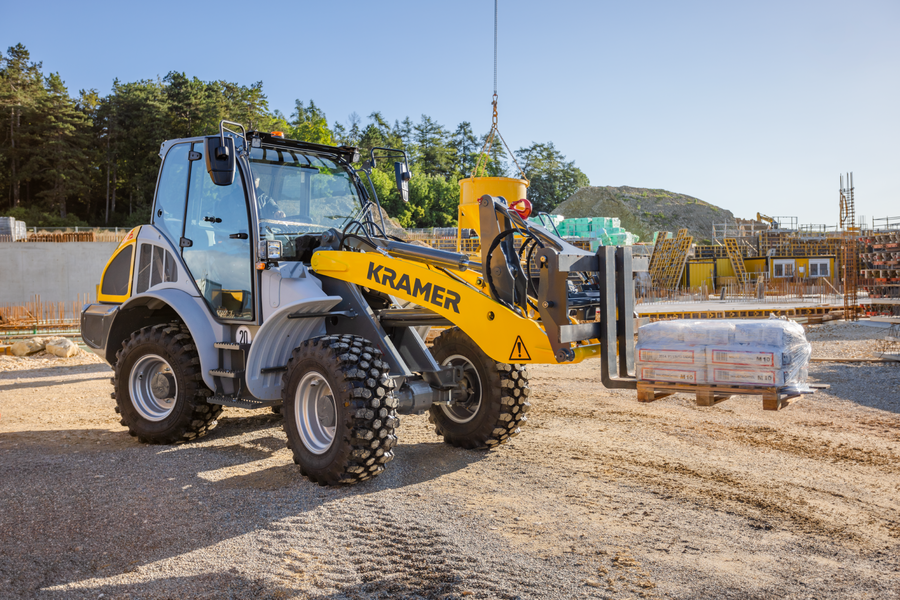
2;0;898;227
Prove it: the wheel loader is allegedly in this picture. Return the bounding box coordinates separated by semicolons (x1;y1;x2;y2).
81;121;637;485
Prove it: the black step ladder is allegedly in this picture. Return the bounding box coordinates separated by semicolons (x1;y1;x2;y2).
208;342;275;409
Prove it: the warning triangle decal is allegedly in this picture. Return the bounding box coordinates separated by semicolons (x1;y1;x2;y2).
509;336;531;361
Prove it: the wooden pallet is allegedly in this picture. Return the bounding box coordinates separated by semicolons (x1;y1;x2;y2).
636;381;806;410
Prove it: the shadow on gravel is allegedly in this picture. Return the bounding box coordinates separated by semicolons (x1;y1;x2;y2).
0;375;108;391
1;413;488;596
0;427;133;451
0;362;112;381
36;572;288;599
811;362;900;414
213;412;285;437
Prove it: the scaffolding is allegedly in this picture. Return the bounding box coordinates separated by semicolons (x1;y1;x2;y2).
646;231;669;276
724;238;749;284
650;229;693;290
840;172;860;321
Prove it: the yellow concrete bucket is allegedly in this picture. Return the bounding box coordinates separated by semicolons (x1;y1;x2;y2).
457;177;528;253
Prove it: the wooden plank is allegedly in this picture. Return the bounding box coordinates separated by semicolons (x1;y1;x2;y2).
636;380;802;411
762;390;782;410
636;382;675;402
639;381;778;396
696;390;731;406
764;392;801;411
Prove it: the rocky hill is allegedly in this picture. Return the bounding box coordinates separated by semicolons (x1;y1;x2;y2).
552;186;734;244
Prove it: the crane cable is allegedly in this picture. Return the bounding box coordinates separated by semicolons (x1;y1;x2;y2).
472;0;529;183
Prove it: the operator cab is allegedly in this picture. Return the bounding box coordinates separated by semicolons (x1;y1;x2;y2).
147;127;370;323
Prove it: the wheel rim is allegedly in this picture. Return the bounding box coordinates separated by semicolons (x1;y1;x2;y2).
129;354;178;422
295;371;337;455
440;354;482;424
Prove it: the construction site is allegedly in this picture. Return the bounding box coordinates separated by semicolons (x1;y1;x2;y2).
1;3;899;599
2;155;899;600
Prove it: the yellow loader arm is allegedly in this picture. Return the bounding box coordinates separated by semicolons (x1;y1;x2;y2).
311;249;600;365
310;194;637;391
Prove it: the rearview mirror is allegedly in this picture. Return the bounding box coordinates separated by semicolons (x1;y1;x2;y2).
205;137;235;186
394;161;411;203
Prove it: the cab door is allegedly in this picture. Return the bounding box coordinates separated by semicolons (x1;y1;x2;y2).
182;141;255;321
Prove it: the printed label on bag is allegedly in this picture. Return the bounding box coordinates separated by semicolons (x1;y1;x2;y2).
710;350;775;367
710;368;776;385
637;348;696;364
640;367;702;383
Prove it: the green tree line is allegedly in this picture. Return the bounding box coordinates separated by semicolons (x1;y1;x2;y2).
0;44;589;229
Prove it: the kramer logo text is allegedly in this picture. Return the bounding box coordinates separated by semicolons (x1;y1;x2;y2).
367;263;461;313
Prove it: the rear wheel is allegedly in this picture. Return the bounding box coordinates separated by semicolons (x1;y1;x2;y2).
282;335;399;485
114;323;221;444
428;328;530;449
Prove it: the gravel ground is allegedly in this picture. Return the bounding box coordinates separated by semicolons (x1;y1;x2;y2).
0;321;898;599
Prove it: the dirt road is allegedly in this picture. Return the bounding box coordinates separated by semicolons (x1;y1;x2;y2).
1;323;898;599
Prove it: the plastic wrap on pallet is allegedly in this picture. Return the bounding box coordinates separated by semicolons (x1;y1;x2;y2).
734;319;806;347
637;320;735;345
637;316;812;389
637;320;690;343
684;322;735;345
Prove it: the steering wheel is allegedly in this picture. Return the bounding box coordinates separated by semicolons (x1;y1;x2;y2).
259;219;290;235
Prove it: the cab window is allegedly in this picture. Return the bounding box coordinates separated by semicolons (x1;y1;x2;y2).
182;142;254;320
152;143;190;248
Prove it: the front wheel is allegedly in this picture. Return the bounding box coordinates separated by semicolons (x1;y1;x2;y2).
428;328;531;449
282;335;399;485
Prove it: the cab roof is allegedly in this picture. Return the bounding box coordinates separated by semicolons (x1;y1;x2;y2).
249;131;360;164
159;131;360;164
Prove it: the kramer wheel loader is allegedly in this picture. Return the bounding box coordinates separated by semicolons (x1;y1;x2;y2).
81;121;637;485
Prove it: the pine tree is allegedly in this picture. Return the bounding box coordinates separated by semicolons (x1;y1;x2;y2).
290;99;333;144
451;121;478;177
0;44;44;209
515;142;590;213
164;71;205;137
32;72;91;218
413;115;452;177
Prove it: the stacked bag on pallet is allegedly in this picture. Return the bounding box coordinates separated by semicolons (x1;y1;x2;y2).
635;316;812;390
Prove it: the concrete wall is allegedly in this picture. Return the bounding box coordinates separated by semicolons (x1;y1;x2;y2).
0;242;119;305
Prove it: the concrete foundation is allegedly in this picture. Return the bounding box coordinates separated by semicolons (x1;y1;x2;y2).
0;242;119;306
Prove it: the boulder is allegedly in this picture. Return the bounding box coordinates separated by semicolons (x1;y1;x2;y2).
11;338;46;356
45;338;80;358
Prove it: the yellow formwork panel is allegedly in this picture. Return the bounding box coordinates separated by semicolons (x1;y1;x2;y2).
687;261;715;289
716;258;735;278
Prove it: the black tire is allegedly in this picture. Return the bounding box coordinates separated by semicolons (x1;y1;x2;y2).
428;327;530;449
114;323;221;444
282;334;399;485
